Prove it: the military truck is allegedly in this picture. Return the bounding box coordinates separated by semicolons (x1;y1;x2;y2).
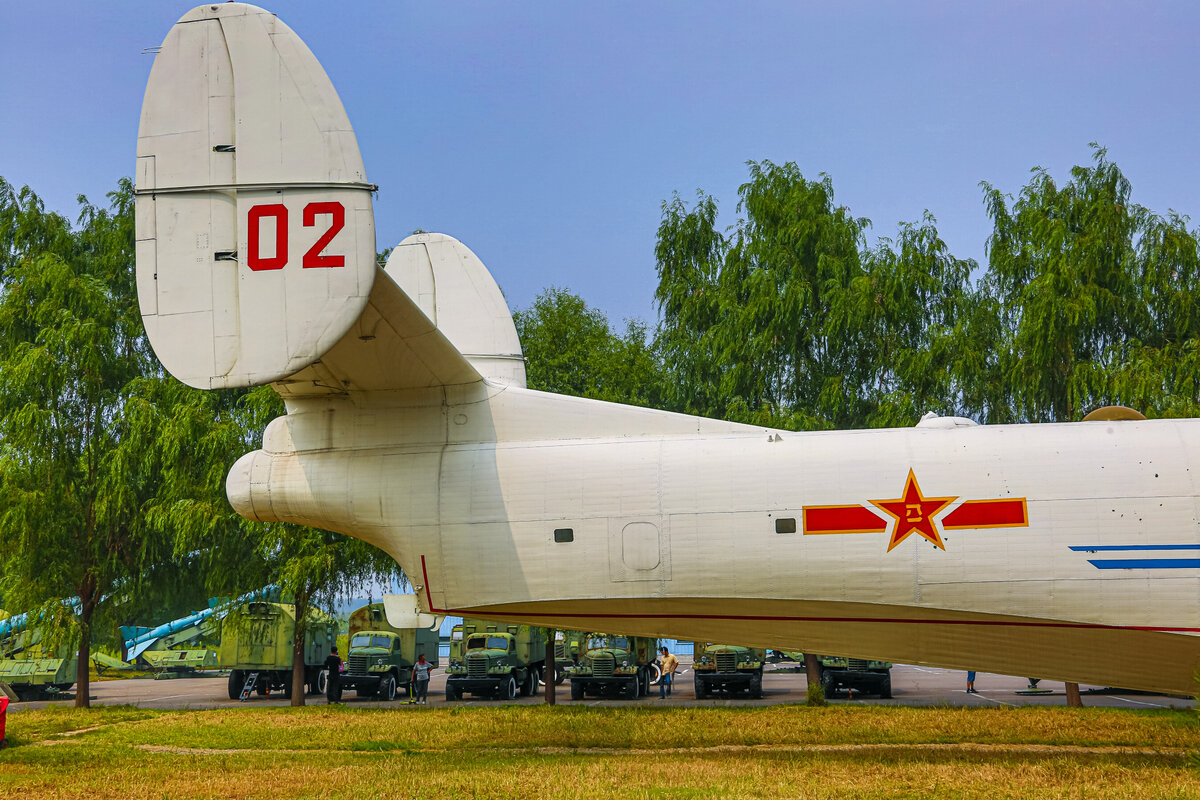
691;642;766;698
218;601;337;700
448;623;464;663
815;655;893;698
327;602;439;702
444;620;546;701
567;633;657;699
538;629;586;686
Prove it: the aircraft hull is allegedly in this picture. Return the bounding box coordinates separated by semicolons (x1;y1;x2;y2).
229;386;1200;695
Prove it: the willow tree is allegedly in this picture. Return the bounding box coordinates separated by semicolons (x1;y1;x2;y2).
854;213;977;427
981;146;1144;422
0;178;174;706
515;287;666;408
655;160;973;431
0;178;402;707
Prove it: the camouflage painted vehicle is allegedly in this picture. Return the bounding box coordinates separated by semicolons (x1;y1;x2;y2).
141;648;218;672
567;633;657;700
0;643;77;701
0;613;77;701
218;601;337;700
691;642;766;698
546;629;586;685
445;620;546;701
328;603;439;702
816;655;893;698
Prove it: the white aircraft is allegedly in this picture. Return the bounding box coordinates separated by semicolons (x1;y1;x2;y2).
136;4;1199;696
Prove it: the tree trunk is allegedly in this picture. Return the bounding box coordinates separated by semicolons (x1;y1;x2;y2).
544;629;556;706
75;609;91;709
291;594;308;707
804;653;825;705
1065;681;1083;707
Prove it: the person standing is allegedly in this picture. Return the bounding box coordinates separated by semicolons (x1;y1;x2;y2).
324;647;342;699
413;653;433;704
659;646;678;699
966;671;978;694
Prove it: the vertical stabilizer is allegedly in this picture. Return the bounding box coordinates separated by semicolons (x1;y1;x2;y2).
135;3;377;389
386;233;527;388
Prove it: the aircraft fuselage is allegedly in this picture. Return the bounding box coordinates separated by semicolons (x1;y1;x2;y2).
229;383;1200;695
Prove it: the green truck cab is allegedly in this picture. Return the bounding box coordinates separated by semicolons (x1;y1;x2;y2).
327;602;439;702
816;655;893;698
692;642;766;698
218;601;336;700
445;620;546;701
567;633;657;700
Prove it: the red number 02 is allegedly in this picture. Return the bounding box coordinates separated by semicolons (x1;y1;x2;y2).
246;201;346;271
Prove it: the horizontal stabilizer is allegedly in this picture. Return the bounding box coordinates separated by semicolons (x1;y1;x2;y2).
272;265;481;397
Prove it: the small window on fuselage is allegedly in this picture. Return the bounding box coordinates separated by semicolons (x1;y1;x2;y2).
775;517;797;534
554;528;574;543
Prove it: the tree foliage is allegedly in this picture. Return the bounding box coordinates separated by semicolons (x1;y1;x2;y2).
655;152;1200;430
0;179;398;707
514;287;667;407
982;146;1200;421
655;160;975;430
0;178;167;705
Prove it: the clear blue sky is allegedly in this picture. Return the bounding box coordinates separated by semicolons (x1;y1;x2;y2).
4;1;1199;327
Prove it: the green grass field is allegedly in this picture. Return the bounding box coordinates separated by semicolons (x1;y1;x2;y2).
3;704;1198;798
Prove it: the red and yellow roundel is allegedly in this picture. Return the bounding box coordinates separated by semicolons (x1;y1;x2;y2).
802;469;1028;551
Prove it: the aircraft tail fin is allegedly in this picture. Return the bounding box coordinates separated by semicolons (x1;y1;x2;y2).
136;3;384;389
386;233;527;388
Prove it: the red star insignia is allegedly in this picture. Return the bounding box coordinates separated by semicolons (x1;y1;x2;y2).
870;470;957;552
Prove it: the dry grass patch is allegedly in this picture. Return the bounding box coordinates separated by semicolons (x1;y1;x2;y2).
51;704;1200;752
2;705;1198;799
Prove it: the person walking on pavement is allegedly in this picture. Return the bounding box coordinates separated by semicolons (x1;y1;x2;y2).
413;653;433;704
659;646;678;699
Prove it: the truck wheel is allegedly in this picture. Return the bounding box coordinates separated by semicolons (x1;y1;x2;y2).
380;674;396;701
750;672;764;699
630;676;641;699
570;680;584;700
555;667;566;685
820;671;835;696
445;683;459;702
649;663;662;685
694;675;707;699
878;675;892;699
316;669;328;695
522;668;538;697
326;678;342;703
503;675;517;701
227;670;243;700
